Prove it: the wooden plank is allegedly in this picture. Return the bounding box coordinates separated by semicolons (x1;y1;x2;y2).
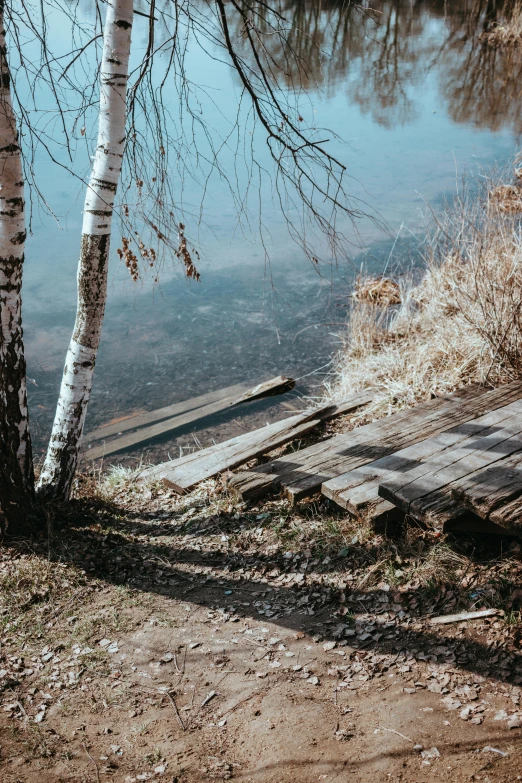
232;376;295;404
230;381;522;504
451;452;522;521
409;490;470;530
379;399;522;516
84;382;249;444
322;395;522;522
144;419;320;493
83;376;296;461
137;399;363;493
489;495;522;530
287;387;522;506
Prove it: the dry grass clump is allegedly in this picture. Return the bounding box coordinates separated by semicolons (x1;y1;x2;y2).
353;275;401;305
0;551;85;637
481;1;522;47
490;183;522;212
327;167;522;422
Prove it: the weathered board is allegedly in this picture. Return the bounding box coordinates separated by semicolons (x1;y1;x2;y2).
451;451;522;528
137;398;364;493
378;398;522;527
84;376;296;461
230;381;522;504
84;382;249;444
322;392;522;526
489;495;522;530
232;376;295;404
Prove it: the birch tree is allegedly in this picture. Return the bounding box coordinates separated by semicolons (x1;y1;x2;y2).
37;0;133;500
0;0;34;534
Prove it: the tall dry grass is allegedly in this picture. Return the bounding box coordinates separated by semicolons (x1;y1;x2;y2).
326;165;522;422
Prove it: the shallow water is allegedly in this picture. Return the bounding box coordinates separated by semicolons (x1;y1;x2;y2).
23;0;522;460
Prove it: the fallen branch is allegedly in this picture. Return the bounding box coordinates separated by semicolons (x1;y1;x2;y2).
430;608;499;625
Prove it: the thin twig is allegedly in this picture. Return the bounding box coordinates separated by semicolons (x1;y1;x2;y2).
167;690;186;731
379;726;413;743
15;700;27;717
82;742;101;783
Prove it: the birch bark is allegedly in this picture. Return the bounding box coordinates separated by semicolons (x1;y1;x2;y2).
0;1;35;534
37;0;133;500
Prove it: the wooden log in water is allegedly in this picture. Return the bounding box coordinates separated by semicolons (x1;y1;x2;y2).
84;382;249;444
83;375;295;461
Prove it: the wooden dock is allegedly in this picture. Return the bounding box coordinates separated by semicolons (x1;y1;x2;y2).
137;395;372;493
230;381;522;535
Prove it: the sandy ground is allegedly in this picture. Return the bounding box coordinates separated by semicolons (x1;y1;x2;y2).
1;479;522;783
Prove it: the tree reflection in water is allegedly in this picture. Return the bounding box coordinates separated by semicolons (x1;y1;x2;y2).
229;0;522;132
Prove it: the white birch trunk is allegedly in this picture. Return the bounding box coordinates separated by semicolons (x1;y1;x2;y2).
0;1;34;532
37;0;133;500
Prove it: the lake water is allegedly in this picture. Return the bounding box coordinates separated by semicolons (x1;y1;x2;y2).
23;0;522;463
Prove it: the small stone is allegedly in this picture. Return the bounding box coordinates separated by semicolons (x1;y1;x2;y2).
421;747;440;760
441;696;461;711
459;706;473;721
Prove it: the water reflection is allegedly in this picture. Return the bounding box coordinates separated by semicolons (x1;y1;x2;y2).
440;2;522;131
231;0;522;131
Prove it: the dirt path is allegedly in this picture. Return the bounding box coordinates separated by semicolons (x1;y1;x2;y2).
1;481;522;782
